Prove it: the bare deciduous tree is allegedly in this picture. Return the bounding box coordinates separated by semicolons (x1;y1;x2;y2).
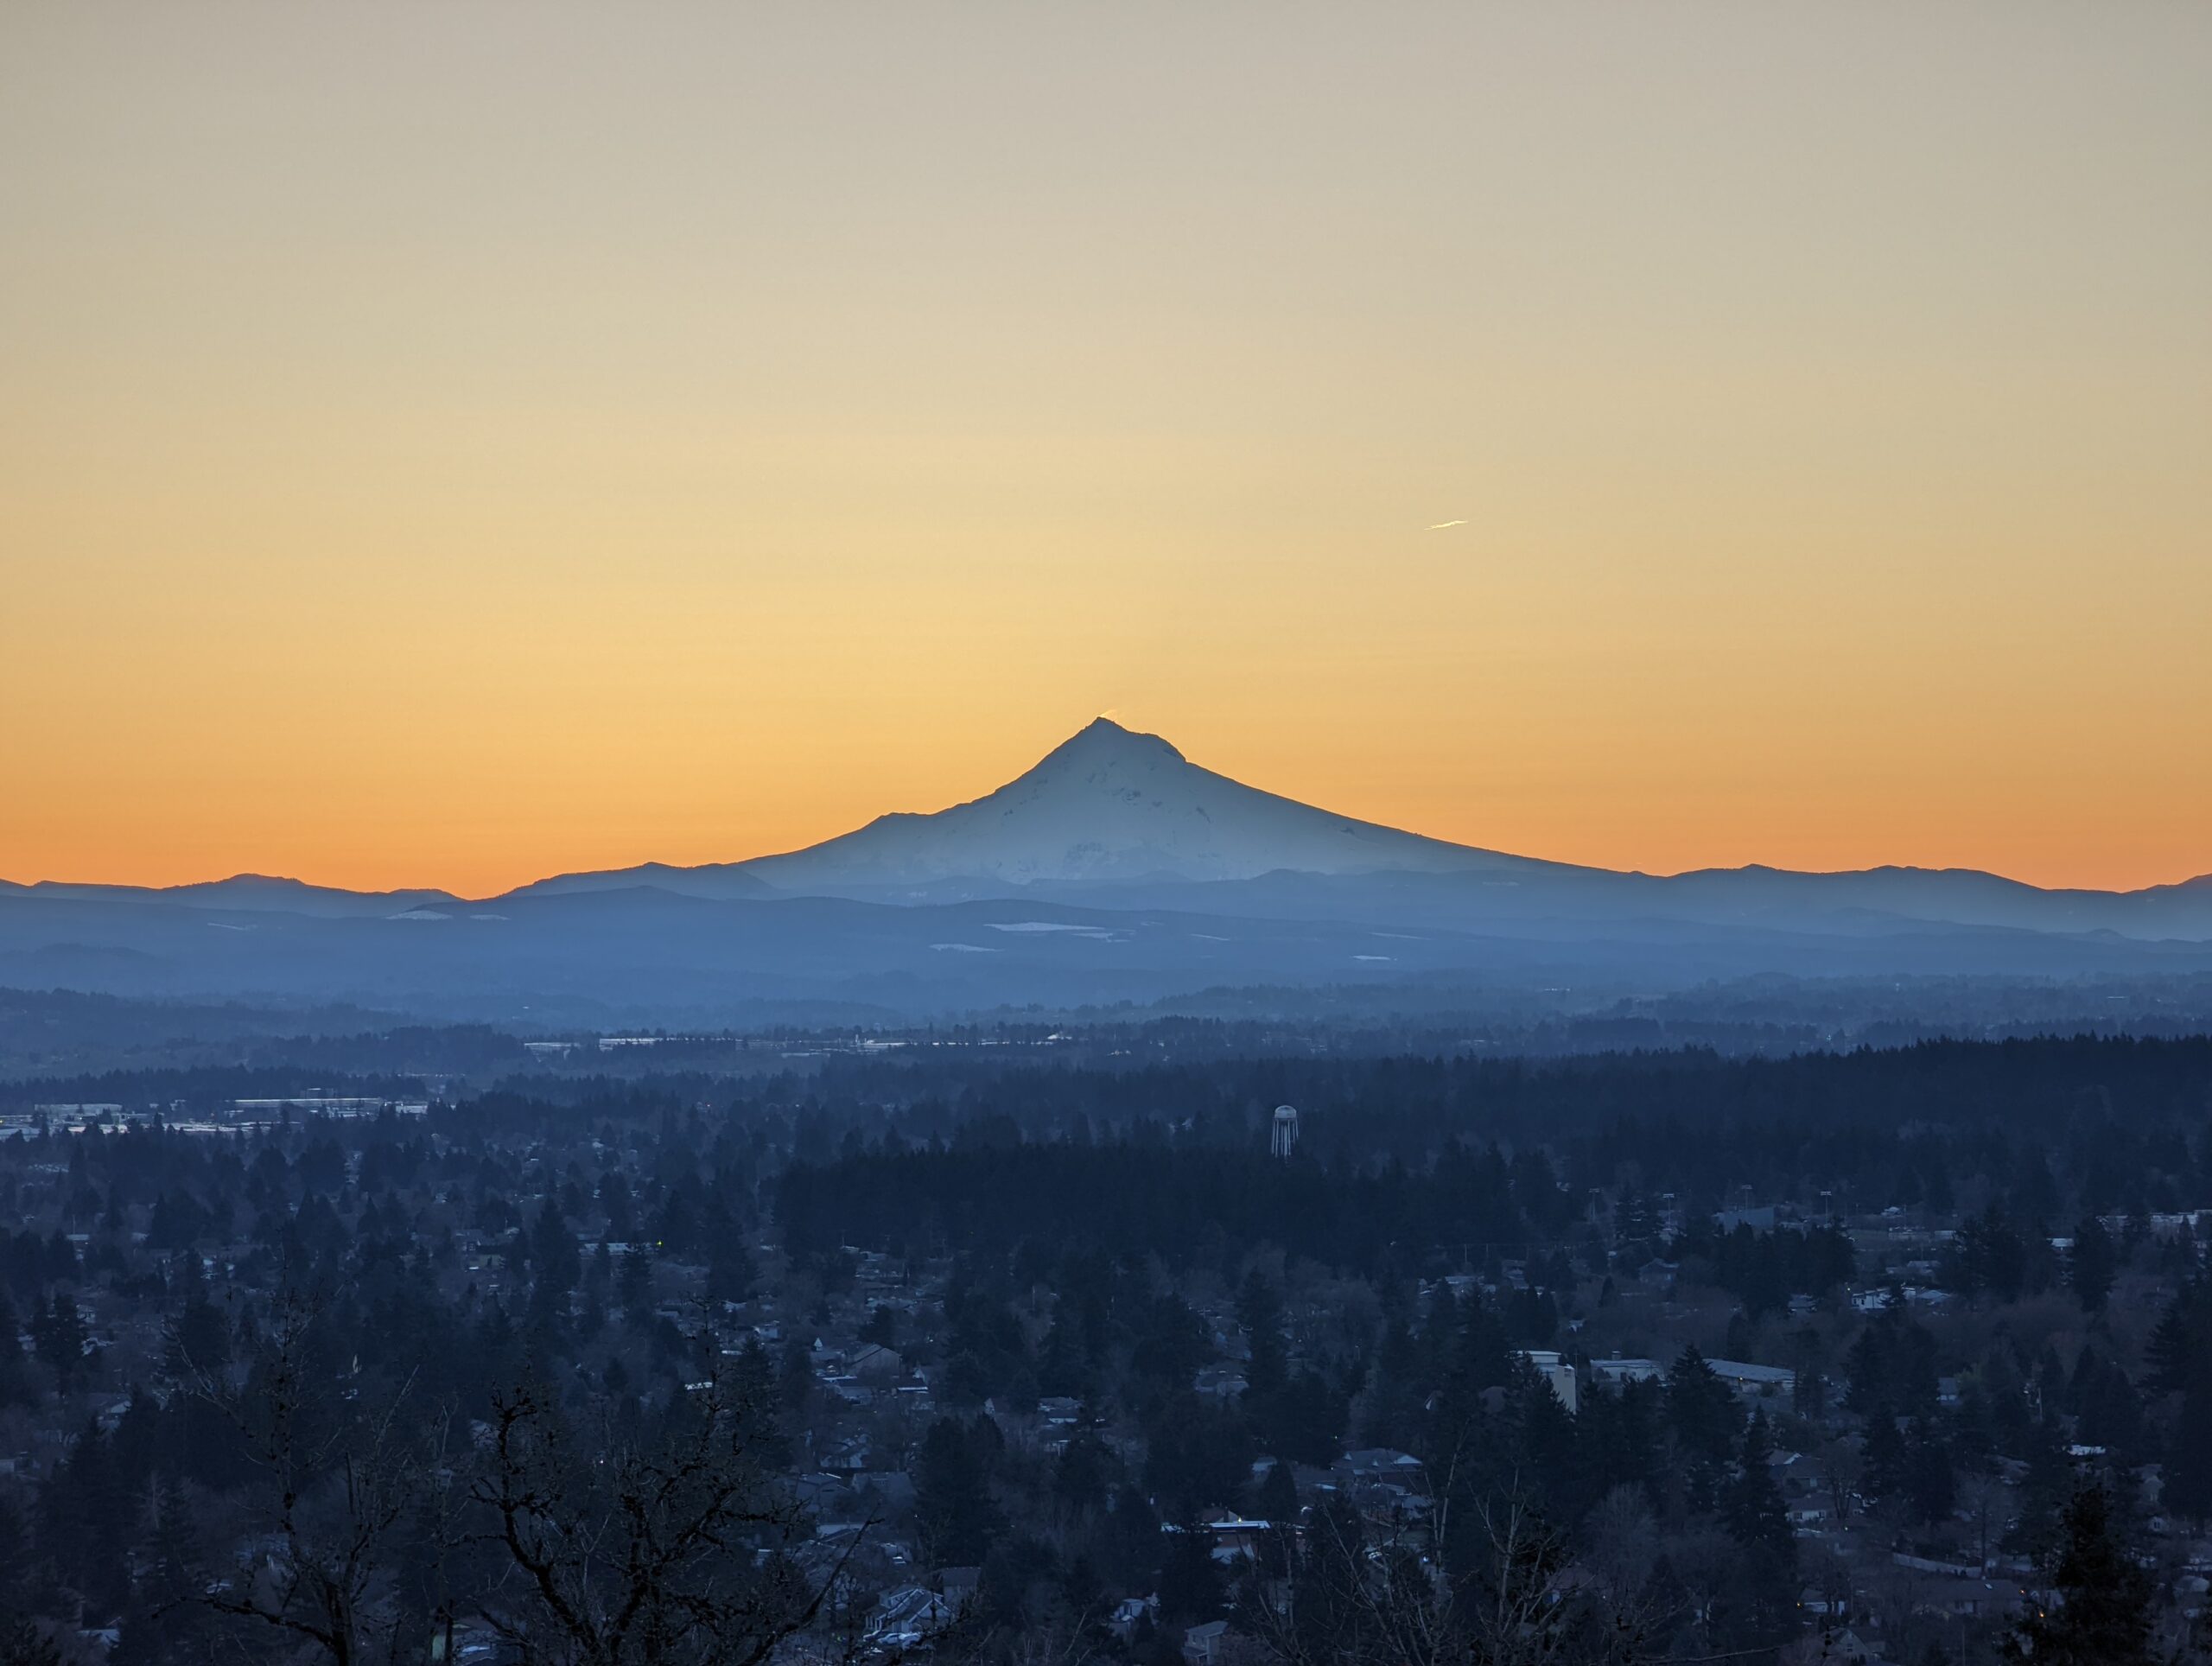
472;1370;848;1666
1237;1469;1663;1666
180;1286;444;1666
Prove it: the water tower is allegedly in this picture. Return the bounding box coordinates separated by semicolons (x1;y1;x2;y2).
1269;1103;1300;1160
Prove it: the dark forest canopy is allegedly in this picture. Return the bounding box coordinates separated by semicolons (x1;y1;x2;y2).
0;1031;2207;1663
771;1038;2212;1273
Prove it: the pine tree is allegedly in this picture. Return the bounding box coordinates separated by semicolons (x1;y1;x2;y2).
0;1493;25;1614
1097;1485;1162;1594
113;1475;217;1666
2068;1215;2116;1315
1157;1519;1224;1623
617;1242;654;1325
2147;1278;2212;1394
1907;1420;1957;1526
1862;1413;1908;1505
2003;1483;2152;1665
2164;1370;2212;1526
2003;1415;2071;1565
0;1294;26;1407
1236;1270;1287;1398
1255;1459;1300;1542
1357;1316;1425;1450
1667;1345;1738;1467
914;1415;1007;1567
1723;1410;1794;1561
30;1294;86;1380
705;1234;756;1306
41;1415;131;1617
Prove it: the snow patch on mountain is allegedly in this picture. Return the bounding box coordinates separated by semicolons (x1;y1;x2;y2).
741;718;1513;890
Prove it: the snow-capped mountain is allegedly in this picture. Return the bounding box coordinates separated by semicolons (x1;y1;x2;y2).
742;717;1518;893
4;717;2209;1025
497;719;2212;941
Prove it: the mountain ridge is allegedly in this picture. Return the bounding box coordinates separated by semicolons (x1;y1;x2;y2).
4;719;2207;1027
486;718;2209;942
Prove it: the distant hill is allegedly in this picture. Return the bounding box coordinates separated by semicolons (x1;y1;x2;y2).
3;718;2207;1022
497;861;777;905
0;874;462;919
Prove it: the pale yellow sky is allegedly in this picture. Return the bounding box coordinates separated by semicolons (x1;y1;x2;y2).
3;3;2208;897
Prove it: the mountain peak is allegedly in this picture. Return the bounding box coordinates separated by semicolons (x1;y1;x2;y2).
741;715;1486;890
1041;716;1186;768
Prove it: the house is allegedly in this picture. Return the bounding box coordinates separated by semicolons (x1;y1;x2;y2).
1707;1358;1796;1401
1182;1618;1230;1665
1197;1508;1272;1564
1340;1448;1423;1482
866;1587;957;1649
1329;1449;1430;1517
1109;1595;1159;1641
1516;1349;1578;1413
1587;1358;1662;1389
848;1343;905;1381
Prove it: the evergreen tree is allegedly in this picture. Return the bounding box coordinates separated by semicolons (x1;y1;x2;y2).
1948;1203;2027;1303
914;1415;1007;1567
1236;1270;1287;1397
0;1494;25;1614
167;1287;232;1377
1254;1459;1300;1557
1863;1413;1908;1505
529;1198;580;1296
2164;1370;2212;1526
705;1233;757;1307
1054;1553;1107;1648
1666;1345;1738;1467
1053;1434;1116;1515
41;1416;131;1618
29;1294;86;1381
859;1303;899;1348
113;1476;218;1666
2003;1415;2072;1564
2004;1484;2152;1665
617;1243;654;1324
1357;1316;1425;1449
1906;1420;1957;1526
0;1295;29;1410
2068;1215;2116;1315
1157;1520;1224;1623
1252;1369;1348;1468
2147;1279;2212;1394
1723;1410;1794;1559
1096;1485;1162;1594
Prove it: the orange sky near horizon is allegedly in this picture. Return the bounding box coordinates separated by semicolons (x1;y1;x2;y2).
3;4;2209;900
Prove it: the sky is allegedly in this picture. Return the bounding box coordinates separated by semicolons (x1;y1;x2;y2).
3;3;2208;899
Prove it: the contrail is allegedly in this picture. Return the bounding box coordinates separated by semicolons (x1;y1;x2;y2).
1428;518;1467;530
